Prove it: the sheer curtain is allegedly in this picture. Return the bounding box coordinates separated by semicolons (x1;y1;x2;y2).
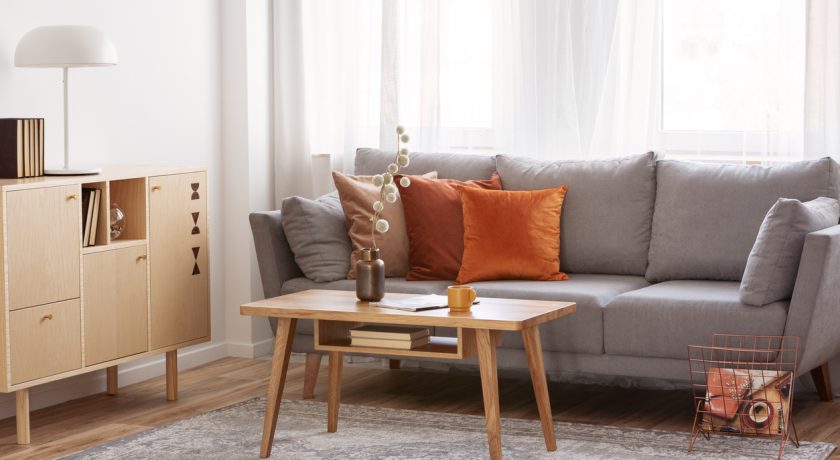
272;0;839;199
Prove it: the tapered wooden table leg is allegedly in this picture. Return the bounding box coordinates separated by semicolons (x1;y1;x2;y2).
260;318;297;458
476;328;502;460
165;351;178;401
327;351;344;433
303;353;321;399
16;389;29;445
106;366;119;396
522;326;556;451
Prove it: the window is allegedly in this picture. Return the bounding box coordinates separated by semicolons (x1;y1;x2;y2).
661;0;806;158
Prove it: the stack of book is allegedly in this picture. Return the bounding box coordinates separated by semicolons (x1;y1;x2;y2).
350;325;431;350
0;118;45;178
81;187;102;247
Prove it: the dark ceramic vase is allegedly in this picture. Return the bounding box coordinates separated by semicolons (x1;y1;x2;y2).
356;248;385;301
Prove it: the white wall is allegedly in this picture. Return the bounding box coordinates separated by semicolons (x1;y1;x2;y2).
220;0;275;358
0;0;226;417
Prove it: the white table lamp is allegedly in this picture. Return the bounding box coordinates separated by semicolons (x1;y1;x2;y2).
15;25;118;175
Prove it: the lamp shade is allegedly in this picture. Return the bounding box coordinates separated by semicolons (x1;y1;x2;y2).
15;25;118;68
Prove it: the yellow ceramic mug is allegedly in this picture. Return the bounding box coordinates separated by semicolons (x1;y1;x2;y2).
448;285;477;312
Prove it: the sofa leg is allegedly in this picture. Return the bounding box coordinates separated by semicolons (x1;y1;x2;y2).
389;359;400;369
811;362;833;402
303;353;322;399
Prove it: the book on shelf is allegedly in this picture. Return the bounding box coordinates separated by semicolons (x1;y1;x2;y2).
81;189;93;247
0;118;44;178
349;325;430;341
89;189;101;246
81;188;102;247
350;335;431;350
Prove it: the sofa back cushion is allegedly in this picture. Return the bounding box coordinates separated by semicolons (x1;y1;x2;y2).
495;152;658;275
354;147;496;181
646;158;840;282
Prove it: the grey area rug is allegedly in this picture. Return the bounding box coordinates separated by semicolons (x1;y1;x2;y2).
64;397;835;460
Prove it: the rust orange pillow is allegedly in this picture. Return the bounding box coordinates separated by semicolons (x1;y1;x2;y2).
455;186;569;284
396;172;502;281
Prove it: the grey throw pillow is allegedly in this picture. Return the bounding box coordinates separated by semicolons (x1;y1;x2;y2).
281;192;352;282
740;197;840;306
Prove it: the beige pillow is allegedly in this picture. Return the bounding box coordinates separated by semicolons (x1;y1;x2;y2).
332;171;437;278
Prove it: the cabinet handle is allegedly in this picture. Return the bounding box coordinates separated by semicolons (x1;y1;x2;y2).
42;314;53;321
151;185;161;191
137;254;147;262
66;194;79;201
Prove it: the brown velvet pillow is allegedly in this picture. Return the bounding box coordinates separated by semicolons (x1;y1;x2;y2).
455;186;570;284
396;172;502;280
333;171;437;278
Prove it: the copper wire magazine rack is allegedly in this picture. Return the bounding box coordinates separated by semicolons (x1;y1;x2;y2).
688;334;800;459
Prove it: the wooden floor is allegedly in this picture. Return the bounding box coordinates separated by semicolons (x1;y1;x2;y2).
0;356;838;458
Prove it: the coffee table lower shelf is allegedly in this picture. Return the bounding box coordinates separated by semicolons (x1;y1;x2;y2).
314;319;485;359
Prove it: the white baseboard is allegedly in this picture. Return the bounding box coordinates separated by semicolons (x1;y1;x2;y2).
0;341;228;421
226;337;274;358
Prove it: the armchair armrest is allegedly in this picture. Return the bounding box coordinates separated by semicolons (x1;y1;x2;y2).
249;210;303;300
785;224;840;374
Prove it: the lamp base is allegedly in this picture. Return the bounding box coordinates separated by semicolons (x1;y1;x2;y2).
45;166;102;176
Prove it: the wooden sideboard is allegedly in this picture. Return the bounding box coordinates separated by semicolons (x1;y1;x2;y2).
0;166;210;444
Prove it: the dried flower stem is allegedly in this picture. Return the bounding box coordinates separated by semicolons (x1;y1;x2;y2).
369;133;404;249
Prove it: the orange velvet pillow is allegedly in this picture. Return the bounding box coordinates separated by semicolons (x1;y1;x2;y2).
455;186;570;284
396;172;502;281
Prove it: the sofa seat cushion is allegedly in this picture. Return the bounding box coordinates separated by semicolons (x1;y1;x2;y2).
604;281;789;360
466;275;650;354
280;278;452;335
646;158;840;282
495;153;657;276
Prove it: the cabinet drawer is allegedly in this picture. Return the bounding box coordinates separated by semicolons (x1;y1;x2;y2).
10;299;82;384
84;246;149;365
7;185;82;310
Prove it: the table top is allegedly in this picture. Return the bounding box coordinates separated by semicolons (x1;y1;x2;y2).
240;289;576;331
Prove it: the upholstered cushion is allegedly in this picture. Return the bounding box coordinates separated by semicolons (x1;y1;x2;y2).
354;147;497;181
495;152;657;276
465;275;651;354
396;173;502;281
280;193;351;283
456;186;569;284
332;171;436;278
646;158;840;282
604;281;789;359
740;197;840;306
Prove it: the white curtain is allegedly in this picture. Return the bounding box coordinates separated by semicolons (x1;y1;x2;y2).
805;0;840;159
272;0;839;200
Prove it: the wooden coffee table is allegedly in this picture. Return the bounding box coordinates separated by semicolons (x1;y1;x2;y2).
240;289;576;459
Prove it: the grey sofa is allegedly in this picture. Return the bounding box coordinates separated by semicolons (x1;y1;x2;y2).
250;149;840;400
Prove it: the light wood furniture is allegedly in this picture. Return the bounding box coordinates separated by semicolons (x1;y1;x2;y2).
241;289;576;460
0;166;210;445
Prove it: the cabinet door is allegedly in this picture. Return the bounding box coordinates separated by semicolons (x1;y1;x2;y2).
7;185;81;310
10;299;82;384
149;172;209;349
84;246;149;365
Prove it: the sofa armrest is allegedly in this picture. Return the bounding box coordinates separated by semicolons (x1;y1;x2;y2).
249;211;303;300
785;224;840;373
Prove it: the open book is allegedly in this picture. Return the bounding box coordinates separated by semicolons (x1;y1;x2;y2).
369;294;479;312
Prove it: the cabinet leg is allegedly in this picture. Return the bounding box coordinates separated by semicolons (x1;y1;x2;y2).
166;351;178;401
106;366;118;396
16;389;30;445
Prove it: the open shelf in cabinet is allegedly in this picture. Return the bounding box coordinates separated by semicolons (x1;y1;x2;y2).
79;181;108;248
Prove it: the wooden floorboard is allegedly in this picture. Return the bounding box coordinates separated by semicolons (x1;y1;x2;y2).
0;356;836;458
